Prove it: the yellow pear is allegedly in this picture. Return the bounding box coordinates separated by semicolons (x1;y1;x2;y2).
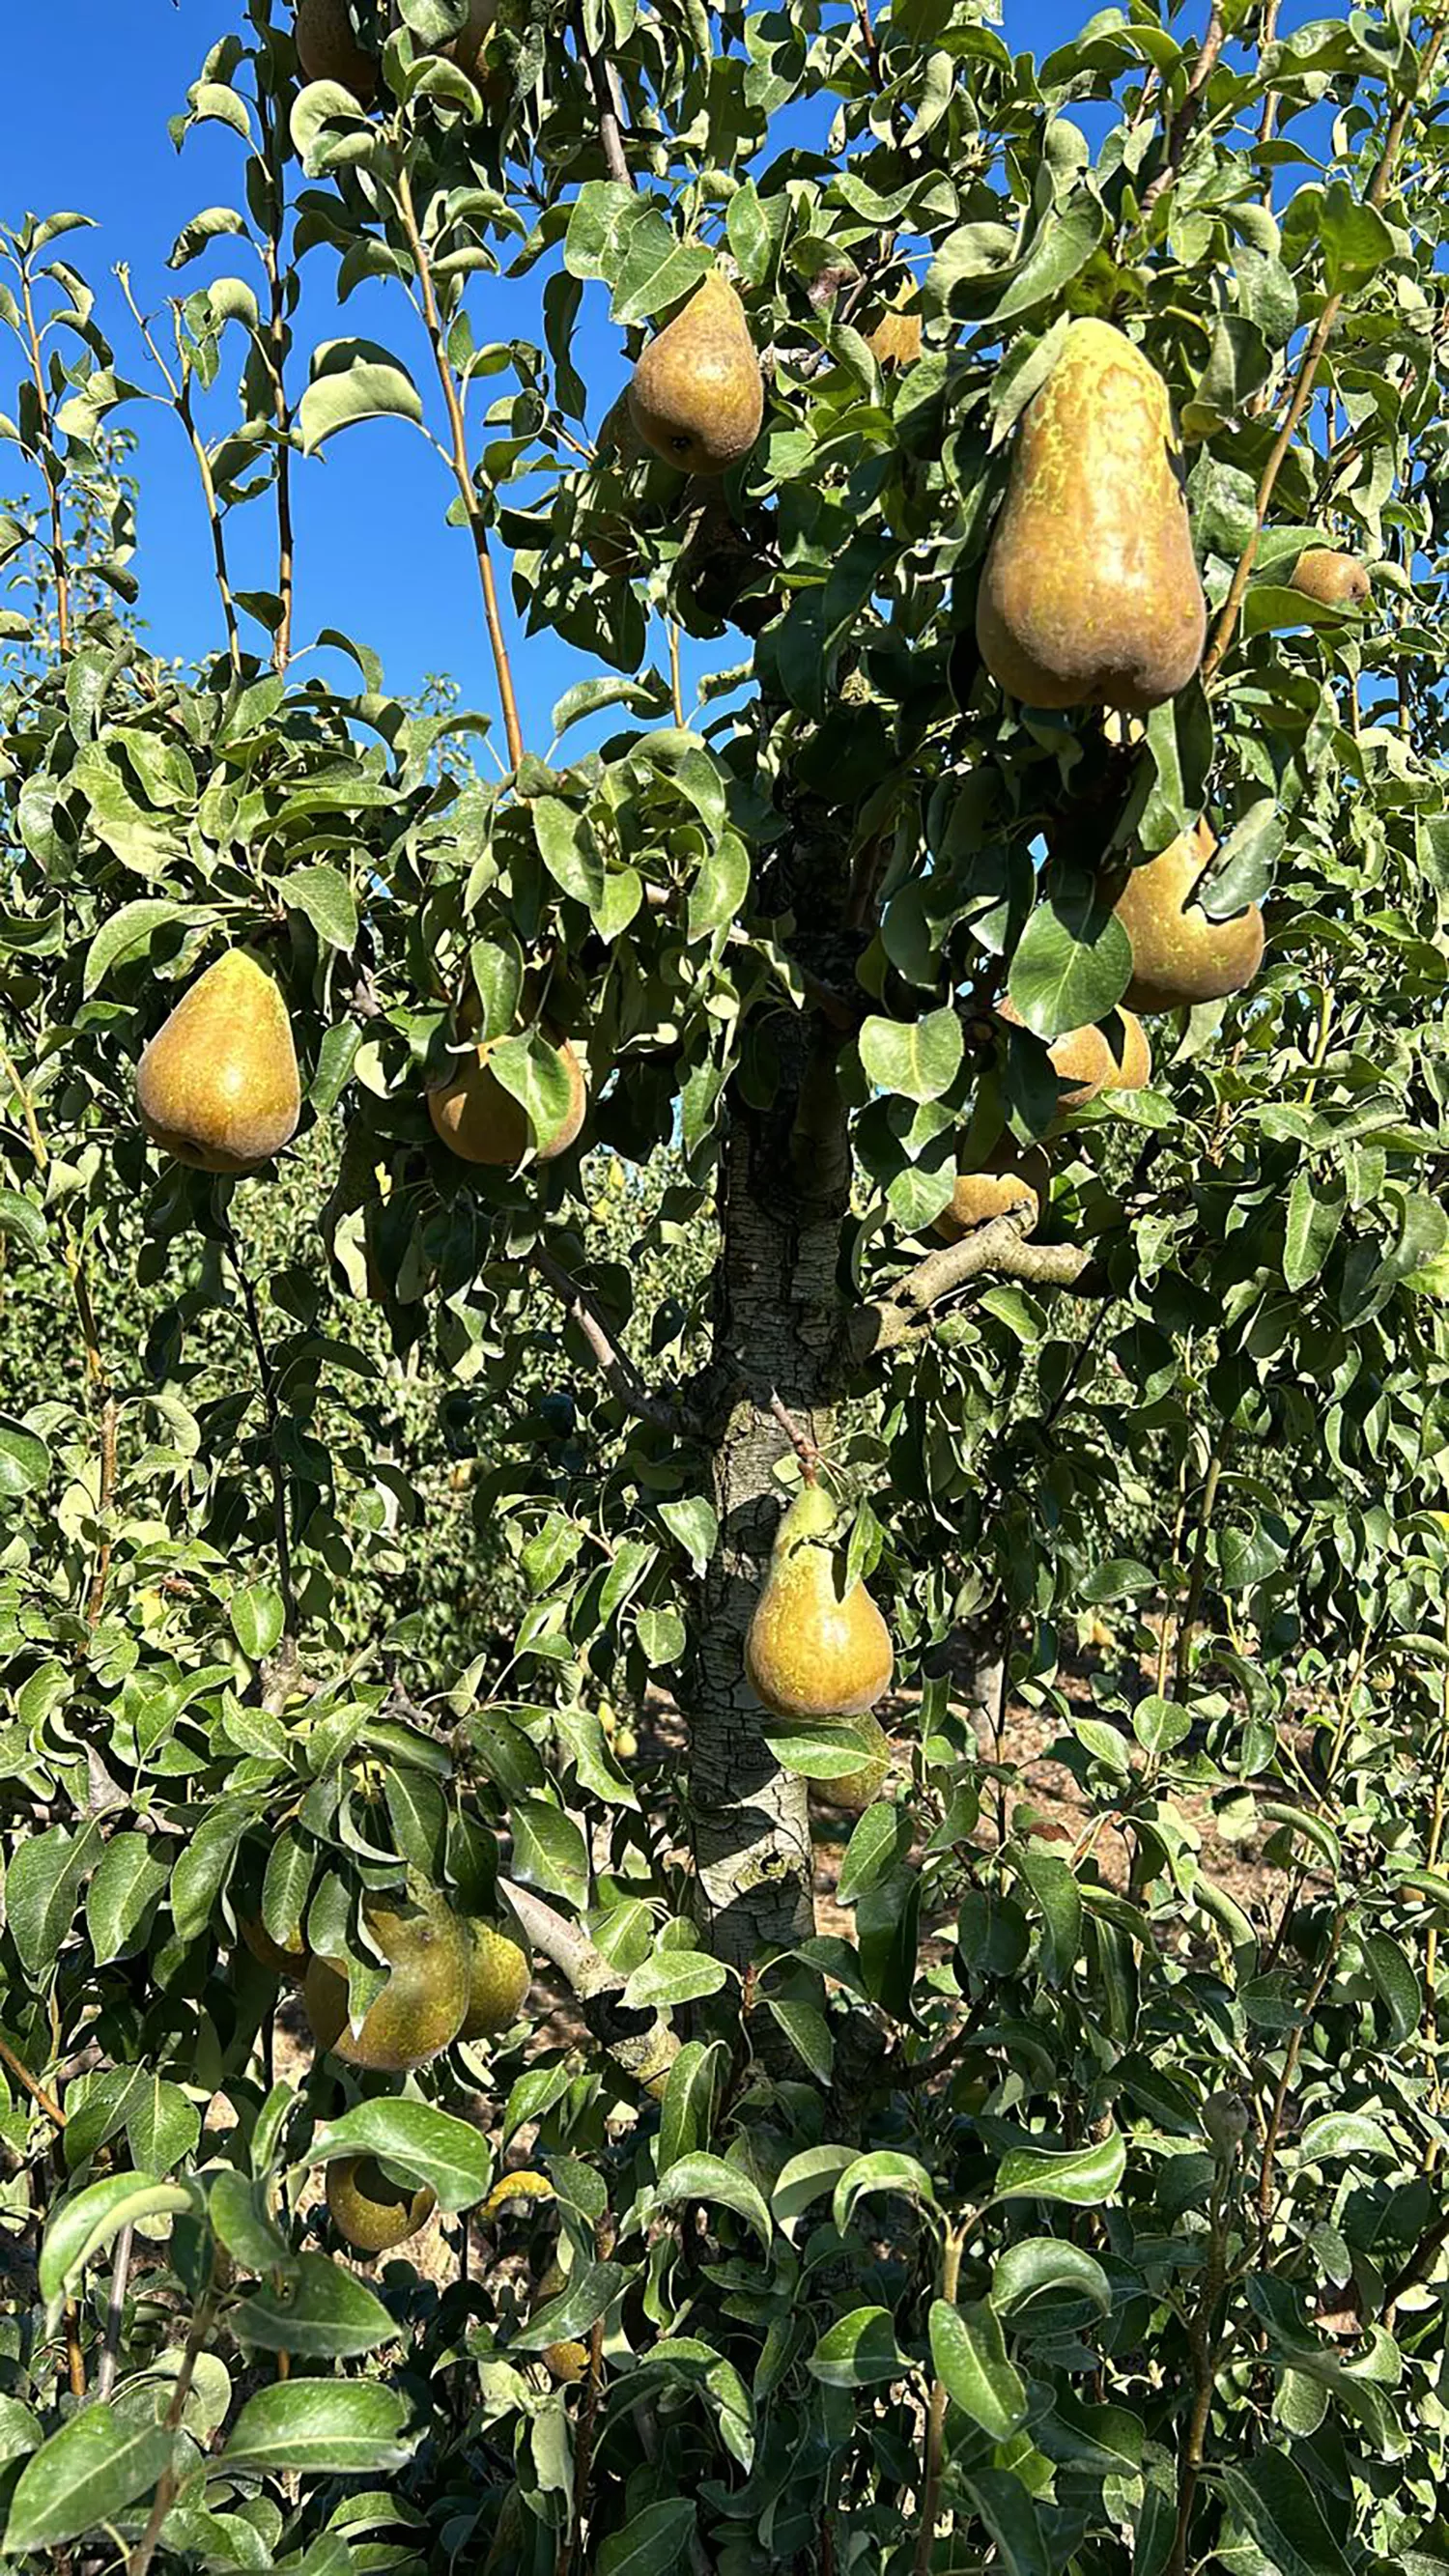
745;1483;894;1721
815;1713;892;1813
460;1919;531;2040
136;951;300;1175
427;1033;586;1167
626;273;764;477
995;996;1149;1118
867;307;923;370
933;1142;1049;1244
1290;549;1370;609
295;0;379;98
976;320;1205;712
327;2154;436;2255
303;1889;470;2072
1112;820;1265;1013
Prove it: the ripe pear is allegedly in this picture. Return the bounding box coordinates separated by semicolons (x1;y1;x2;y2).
626;273;764;477
933;1142;1049;1245
136;951;300;1175
1101;1007;1152;1090
303;1889;470;2072
976;320;1205;713
427;1033;586;1167
1112;819;1265;1013
240;1914;307;1982
816;1713;892;1814
327;2154;436;2255
996;997;1109;1114
867;307;923;370
1290;548;1370;609
745;1482;894;1721
295;0;379;97
460;1919;531;2040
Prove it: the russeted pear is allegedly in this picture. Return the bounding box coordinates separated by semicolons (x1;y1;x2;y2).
427;1034;586;1167
933;1141;1050;1244
976;319;1206;712
996;996;1149;1117
1112;819;1265;1013
136;951;300;1175
745;1482;894;1721
1290;548;1370;609
295;0;378;97
1102;1007;1152;1090
627;274;764;477
303;1890;470;2072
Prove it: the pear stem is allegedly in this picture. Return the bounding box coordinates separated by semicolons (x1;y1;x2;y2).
767;1390;819;1482
1201;20;1445;687
394;162;525;772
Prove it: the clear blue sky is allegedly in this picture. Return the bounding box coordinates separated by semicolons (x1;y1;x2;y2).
5;3;1321;748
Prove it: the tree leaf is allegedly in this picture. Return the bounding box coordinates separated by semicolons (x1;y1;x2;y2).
809;2305;910;2387
859;1007;963;1104
232;2254;398;2358
281;863;358;952
3;2408;173;2553
223;2381;418;2475
1008;871;1132;1038
597;2499;698;2576
298;341;424;451
652;2154;772;2245
306;2100;493;2213
990;2131;1125;2207
1221;2449;1352;2576
40;2172;194;2307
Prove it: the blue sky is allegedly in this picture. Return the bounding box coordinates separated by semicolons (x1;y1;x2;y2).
5;2;1321;749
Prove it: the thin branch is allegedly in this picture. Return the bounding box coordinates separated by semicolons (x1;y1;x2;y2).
1257;1917;1345;2242
1384;2204;1449;2321
128;2265;219;2576
18;260;70;657
1202;23;1445;687
117;270;242;681
668;620;684;726
0;1036;48;1173
228;1241;298;1656
1165;2167;1236;2576
96;2224;133;2401
574;5;632;187
0;2034;66;2131
1256;0;1284;162
915;2223;966;2574
531;1246;694;1435
850;0;882;85
1142;6;1226;212
497;1879;679;2090
258;79;296;673
558;2212;615;2576
394;163;524;770
1172;1439;1227;1698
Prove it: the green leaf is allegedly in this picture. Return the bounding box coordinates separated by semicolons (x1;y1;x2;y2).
281;863;358;951
0;1418;51;1502
2;2408;173;2553
224;2381;418;2475
306;2100;493;2213
657;1495;718;1574
622;1949;727;2009
831;2150;936;2235
0;1191;46;1259
127;2077;202;2173
992;2236;1112;2322
8;1823;94;1981
298;341;424;451
809;2306;910;2388
989;189;1108;322
990;2130;1125;2207
510;1798;589;1908
484;1034;582;1159
233;2254;397;2358
1296;2112;1396;2165
962;2469;1050;2576
1008;872;1131;1039
40;2173;194;2307
169;1803;251;1942
209;2168;294;2274
532;796;604;906
652;2154;772;2245
687;835;750;943
229;1582;286;1662
597;2499;698;2576
1221;2449;1352;2576
1319;181;1395;297
838;1802;909;1903
1284;1174;1344;1292
82;898;206;996
512;2259;629;2349
859;1007;963;1104
762;1715;889;1780
657;2040;723;2173
928;2297;1029;2438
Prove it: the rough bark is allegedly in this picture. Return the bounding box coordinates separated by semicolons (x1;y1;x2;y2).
687;1012;853;1969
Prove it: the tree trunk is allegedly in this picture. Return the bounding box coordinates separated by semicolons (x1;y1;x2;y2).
688;1013;852;1969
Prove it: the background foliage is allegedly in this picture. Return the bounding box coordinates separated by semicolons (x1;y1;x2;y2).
3;3;1449;2573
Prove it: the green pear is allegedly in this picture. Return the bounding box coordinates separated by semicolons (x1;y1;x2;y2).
295;0;379;98
303;1889;470;2072
426;1033;586;1167
460;1919;531;2039
136;951;300;1175
626;273;764;477
816;1712;892;1813
327;2155;436;2255
976;319;1205;712
1112;819;1265;1012
745;1482;894;1720
1290;549;1370;609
